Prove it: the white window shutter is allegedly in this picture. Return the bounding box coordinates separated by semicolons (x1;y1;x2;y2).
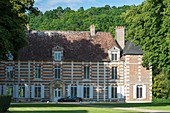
15;85;19;98
31;85;35;98
0;85;2;95
117;86;121;99
41;85;44;98
77;85;81;97
90;86;93;99
3;85;6;95
143;85;146;99
121;86;124;98
108;86;111;99
67;85;71;96
81;86;84;98
13;85;16;98
25;85;29;98
133;85;137;99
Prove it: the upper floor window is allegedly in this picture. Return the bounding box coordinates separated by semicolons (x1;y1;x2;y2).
35;66;41;79
54;52;61;60
6;66;14;79
84;66;90;79
55;66;61;79
111;86;117;98
111;53;118;61
112;67;117;79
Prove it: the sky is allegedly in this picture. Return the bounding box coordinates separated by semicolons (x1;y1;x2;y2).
34;0;144;13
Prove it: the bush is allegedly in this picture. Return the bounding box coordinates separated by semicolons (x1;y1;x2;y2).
0;95;12;112
153;97;170;103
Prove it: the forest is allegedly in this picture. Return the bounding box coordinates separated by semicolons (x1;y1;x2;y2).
28;5;130;36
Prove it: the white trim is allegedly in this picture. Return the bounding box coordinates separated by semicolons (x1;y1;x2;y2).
3;85;6;95
90;86;93;98
77;85;81;97
108;86;111;99
31;85;35;98
133;85;136;99
41;85;44;98
25;85;29;98
67;85;71;96
143;85;146;99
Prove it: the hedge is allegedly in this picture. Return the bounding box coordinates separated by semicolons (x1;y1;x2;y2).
0;95;12;112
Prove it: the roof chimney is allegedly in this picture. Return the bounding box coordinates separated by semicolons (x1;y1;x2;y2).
90;25;95;36
116;26;125;49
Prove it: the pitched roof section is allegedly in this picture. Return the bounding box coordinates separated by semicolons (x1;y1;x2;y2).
18;31;118;61
123;41;144;55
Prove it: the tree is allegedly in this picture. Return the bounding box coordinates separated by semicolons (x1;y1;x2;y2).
123;0;170;76
0;0;37;60
152;73;170;99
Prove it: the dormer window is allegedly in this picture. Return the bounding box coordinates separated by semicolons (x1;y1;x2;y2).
54;52;61;61
111;52;118;61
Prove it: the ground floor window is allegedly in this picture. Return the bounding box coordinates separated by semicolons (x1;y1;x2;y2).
71;86;77;97
35;86;41;98
137;85;142;98
111;86;117;98
6;85;13;96
19;86;25;98
84;86;90;98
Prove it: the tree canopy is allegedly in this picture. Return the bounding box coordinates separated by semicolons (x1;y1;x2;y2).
0;0;37;60
123;0;170;75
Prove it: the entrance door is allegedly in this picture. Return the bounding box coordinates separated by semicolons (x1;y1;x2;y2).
54;88;62;102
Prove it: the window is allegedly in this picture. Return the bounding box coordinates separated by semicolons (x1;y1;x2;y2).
55;66;61;79
84;86;90;98
35;86;41;98
19;86;25;98
35;66;41;79
111;53;117;61
6;85;13;96
71;86;77;97
54;52;61;60
84;66;90;79
111;86;117;98
6;66;13;79
137;85;142;98
112;67;117;79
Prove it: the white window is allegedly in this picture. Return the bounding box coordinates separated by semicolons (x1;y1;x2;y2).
84;86;90;98
54;52;61;60
6;85;13;96
35;86;41;98
55;66;61;79
111;86;117;98
35;66;41;79
112;67;117;79
6;66;13;79
84;66;90;79
71;86;77;97
111;53;118;61
19;86;25;98
137;85;142;98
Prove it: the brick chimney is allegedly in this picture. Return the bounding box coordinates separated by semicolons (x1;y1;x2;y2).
90;25;95;36
116;26;125;49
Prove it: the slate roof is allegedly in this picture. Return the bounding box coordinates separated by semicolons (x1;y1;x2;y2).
123;41;143;55
18;31;118;61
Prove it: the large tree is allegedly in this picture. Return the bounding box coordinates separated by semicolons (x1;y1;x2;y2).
124;0;170;75
0;0;37;60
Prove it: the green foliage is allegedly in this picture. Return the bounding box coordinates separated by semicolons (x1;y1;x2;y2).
0;95;12;112
28;5;130;36
152;73;170;99
123;0;170;75
153;96;170;103
0;0;38;60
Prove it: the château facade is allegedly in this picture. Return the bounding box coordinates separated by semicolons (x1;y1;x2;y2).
0;26;152;103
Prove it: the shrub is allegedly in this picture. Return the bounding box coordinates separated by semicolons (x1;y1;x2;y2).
0;95;12;112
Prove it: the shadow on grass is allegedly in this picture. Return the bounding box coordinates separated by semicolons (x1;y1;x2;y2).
92;102;170;108
9;110;87;113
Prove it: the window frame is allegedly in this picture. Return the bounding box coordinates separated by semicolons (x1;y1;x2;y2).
6;85;13;96
111;86;117;98
111;52;118;61
35;86;41;98
54;52;61;61
136;85;143;99
54;66;61;79
35;66;41;79
84;66;90;79
112;67;117;79
84;86;90;98
6;66;14;79
71;86;77;97
19;86;25;98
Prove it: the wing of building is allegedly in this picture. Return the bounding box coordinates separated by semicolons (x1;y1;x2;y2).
0;25;152;103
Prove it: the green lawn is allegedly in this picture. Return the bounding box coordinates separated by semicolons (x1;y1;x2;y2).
9;103;139;113
92;102;170;111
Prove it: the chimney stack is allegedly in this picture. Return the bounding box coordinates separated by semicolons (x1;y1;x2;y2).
90;25;95;36
116;26;125;49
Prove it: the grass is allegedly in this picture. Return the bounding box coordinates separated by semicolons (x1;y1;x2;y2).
9;103;139;113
